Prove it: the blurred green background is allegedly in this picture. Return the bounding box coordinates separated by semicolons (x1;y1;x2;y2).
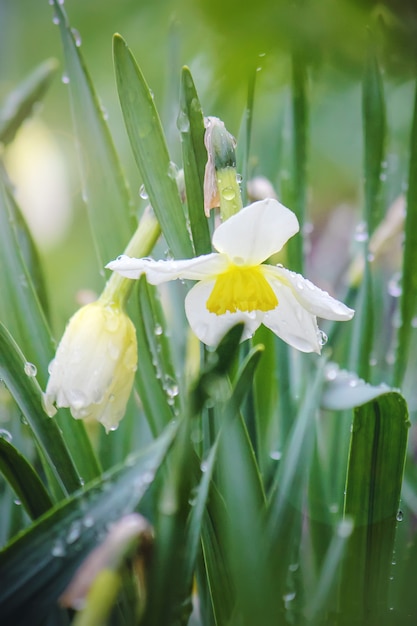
1;0;417;336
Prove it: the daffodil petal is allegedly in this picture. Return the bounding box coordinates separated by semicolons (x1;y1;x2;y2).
106;253;227;284
184;280;263;346
212;198;299;265
267;266;355;321
262;278;322;353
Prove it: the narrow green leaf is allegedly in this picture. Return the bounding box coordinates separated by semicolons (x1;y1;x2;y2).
306;519;354;624
179;66;211;255
350;47;385;382
0;322;82;496
236;64;257;207
52;1;135;269
184;444;218;591
266;359;326;592
134;277;178;437
0;422;177;626
0;168;101;486
287;50;308;274
0;174;55;387
394;79;417;387
0;437;53;520
339;392;409;624
199;487;234;626
253;326;278;475
363;47;385;236
2;167;50;322
113;34;194;259
0;59;58;145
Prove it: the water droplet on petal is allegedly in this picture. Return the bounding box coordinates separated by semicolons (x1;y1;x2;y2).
154;324;163;336
24;362;37;377
318;330;328;346
396;510;403;522
61;74;70;84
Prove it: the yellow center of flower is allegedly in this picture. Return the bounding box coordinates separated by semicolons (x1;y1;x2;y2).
206;265;278;315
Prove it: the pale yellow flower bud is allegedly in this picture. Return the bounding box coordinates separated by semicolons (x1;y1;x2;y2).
43;301;137;432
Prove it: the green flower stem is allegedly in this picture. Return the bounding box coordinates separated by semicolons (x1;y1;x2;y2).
216;167;243;221
100;207;161;308
208;117;243;221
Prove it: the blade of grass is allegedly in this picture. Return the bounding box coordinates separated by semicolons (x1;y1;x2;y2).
266;358;326;599
0;421;177;626
52;0;135;270
236;63;257;207
286;49;308;275
133;277;179;437
338;392;409;624
113;34;194;260
0;59;58;146
363;45;385;236
179;66;211;256
0;171;55;387
393;78;417;387
2;168;50;322
0;322;83;496
0;437;53;520
350;47;385;382
0;142;101;487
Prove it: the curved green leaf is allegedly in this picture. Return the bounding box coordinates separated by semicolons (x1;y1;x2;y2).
52;1;135;269
0;437;53;520
0;59;58;145
179;66;211;256
113;34;193;259
0;322;83;496
0;422;177;626
339;392;409;624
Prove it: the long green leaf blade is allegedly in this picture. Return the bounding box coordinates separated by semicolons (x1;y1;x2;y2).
0;437;53;520
0;322;83;496
0;59;58;145
52;1;135;269
0;127;101;487
0;422;177;626
179;66;211;256
113;34;194;259
394;78;417;387
339;392;409;624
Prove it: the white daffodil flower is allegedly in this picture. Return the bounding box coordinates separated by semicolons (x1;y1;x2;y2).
43;301;137;432
107;198;354;353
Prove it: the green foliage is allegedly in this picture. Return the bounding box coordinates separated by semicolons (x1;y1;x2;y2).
0;2;416;626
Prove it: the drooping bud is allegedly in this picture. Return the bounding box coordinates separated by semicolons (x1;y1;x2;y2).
203;116;242;220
